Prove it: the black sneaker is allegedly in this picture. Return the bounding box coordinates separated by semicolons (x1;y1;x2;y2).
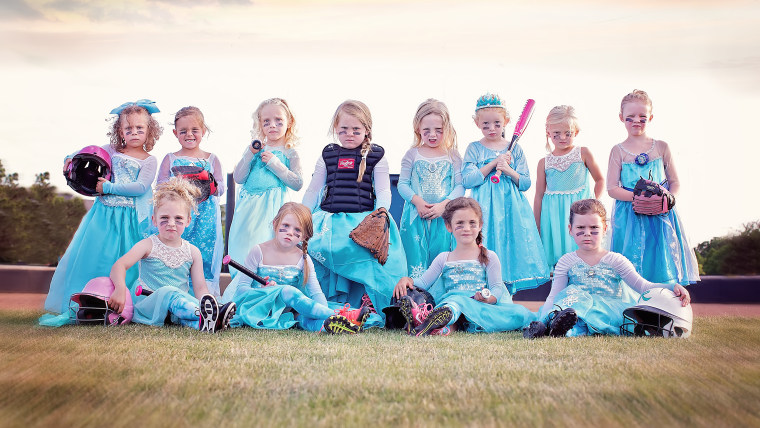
414;306;453;337
215;301;236;332
523;321;548;339
547;308;578;337
397;296;416;334
198;294;219;333
323;315;360;334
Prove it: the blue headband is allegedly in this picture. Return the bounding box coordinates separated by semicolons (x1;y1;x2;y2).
110;99;160;115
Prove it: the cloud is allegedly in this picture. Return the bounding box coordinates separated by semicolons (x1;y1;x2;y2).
0;0;44;20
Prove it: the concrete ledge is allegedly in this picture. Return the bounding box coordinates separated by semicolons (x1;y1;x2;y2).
1;265;757;303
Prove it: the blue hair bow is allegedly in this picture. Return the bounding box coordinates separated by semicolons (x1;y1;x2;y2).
110;99;160;115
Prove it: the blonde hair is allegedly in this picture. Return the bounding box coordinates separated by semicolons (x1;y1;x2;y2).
108;105;162;152
569;199;607;227
329;100;374;182
271;202;314;286
620;89;653;115
252;98;298;148
545;105;580;153
153;176;200;217
174;106;211;133
441;197;489;265
412;98;458;153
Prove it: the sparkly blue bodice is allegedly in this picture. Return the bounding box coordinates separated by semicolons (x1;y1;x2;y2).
412;159;454;203
242;150;290;194
441;261;488;293
255;265;304;291
566;261;626;299
139;236;193;293
620;157;666;189
100;154;141;208
545;162;589;193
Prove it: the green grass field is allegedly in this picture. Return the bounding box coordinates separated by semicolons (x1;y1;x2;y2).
2;310;759;427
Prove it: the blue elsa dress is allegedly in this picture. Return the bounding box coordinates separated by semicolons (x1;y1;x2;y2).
398;148;464;278
157;153;225;297
608;141;699;285
540;146;594;268
228;145;303;278
302;148;407;321
462;141;550;294
132;235;203;328
40;147;156;327
413;251;535;332
538;251;673;336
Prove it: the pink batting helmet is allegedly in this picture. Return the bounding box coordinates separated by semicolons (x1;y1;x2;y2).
69;277;133;326
64;145;112;196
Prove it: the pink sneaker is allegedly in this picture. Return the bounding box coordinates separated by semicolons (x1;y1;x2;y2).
334;303;371;330
398;296;433;333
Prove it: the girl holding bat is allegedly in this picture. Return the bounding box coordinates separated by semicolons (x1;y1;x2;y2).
221;202;370;334
301;100;408;323
607;90;699;285
533;105;604;269
156;106;225;298
41;100;162;327
228;98;304;279
462;93;550;295
398;99;464;279
111;177;234;333
393;197;535;336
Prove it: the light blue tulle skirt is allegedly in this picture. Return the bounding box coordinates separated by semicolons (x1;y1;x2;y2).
399;205;453;279
610;201;699;285
540;188;593;269
543;285;640;336
438;290;535;333
40;201;141;327
308;209;408;323
132;286;198;327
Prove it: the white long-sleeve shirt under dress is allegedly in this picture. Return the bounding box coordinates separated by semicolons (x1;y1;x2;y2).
157;153;225;297
302;146;407;326
538;251;675;336
397;148;464;278
412;251;535;332
461;141;550;294
227;145;303;278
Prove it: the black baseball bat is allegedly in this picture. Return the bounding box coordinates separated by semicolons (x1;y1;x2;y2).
223;255;268;286
135;284;153;296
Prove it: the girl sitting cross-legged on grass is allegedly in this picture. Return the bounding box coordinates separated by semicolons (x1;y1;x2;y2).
393;197;536;336
524;198;691;338
221;202;370;334
111;177;234;333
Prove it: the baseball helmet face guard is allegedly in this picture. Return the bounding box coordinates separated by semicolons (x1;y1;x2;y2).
620;288;692;338
69;277;133;326
64;146;113;197
383;288;436;329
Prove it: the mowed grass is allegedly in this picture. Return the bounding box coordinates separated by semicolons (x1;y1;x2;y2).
1;310;759;428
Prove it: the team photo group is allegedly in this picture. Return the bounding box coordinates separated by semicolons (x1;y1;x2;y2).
38;89;698;339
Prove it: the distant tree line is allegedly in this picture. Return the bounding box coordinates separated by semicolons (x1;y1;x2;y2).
0;160;86;265
695;221;760;275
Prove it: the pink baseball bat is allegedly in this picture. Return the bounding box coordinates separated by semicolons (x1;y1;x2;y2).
491;99;536;184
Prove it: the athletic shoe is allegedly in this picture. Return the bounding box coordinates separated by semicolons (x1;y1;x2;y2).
547;308;578;337
360;293;377;314
215;301;236;332
398;296;433;333
323;315;360;334
413;306;453;337
523;321;548;339
198;294;219;333
430;326;451;336
335;304;371;330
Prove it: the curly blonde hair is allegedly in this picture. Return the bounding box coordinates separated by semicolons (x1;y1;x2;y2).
153;176;201;217
412;98;458;154
545;105;580;153
107;105;162;152
252;98;298;148
620;89;653;115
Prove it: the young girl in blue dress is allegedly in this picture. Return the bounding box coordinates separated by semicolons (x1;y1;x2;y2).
462;93;550;294
221;202;370;334
157;106;225;298
228;98;304;278
533;105;604;269
398;99;464;278
607;90;699;285
302;100;408;322
394;197;535;336
525;199;691;338
40;100;162;327
111;177;233;333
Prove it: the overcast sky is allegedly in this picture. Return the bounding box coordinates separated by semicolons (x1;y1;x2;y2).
1;0;758;245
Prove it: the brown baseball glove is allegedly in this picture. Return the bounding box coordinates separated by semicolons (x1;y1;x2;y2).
632;177;675;215
349;207;391;265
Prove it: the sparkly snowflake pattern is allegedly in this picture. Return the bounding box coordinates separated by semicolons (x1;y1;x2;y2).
410;263;426;278
560;294;581;307
312;251;326;265
413;234;421;243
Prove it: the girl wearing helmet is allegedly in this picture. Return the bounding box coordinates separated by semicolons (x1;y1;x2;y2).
41;100;162;327
524;199;690;338
110;177;234;333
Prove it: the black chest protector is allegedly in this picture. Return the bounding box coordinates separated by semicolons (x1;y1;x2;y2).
320;143;385;213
